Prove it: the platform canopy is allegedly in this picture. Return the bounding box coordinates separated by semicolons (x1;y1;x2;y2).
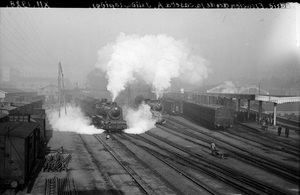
206;93;300;104
255;95;300;104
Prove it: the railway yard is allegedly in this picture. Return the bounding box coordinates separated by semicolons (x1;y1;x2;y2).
28;115;299;195
2;7;300;195
1;91;299;195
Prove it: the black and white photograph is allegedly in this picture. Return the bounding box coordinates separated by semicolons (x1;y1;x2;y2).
0;4;300;195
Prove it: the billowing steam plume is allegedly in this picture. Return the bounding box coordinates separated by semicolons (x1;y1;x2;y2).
47;105;103;134
124;103;156;134
96;33;209;100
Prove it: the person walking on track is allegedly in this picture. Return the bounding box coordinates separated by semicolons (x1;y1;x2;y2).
277;125;282;136
285;127;290;138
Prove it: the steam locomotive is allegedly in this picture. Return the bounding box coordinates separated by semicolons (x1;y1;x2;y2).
134;95;166;125
77;97;127;131
144;99;166;125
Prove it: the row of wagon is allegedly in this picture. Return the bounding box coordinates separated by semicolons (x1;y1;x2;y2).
0;100;47;191
163;98;234;129
162;96;234;129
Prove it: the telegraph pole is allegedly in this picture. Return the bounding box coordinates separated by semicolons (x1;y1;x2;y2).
61;63;67;115
58;63;61;117
58;62;67;117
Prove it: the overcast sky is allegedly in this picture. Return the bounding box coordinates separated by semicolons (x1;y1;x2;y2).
0;7;299;85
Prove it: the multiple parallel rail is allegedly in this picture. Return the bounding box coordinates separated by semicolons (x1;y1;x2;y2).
236;123;300;151
42;115;298;194
77;114;298;195
93;134;157;195
112;133;222;195
78;134;121;193
163;117;300;182
121;133;290;195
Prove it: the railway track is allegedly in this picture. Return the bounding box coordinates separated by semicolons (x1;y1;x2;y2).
123;133;290;195
236;123;300;151
145;133;293;195
93;134;157;195
237;123;300;149
112;133;222;195
158;122;299;183
218;127;299;156
181;115;299;155
78;134;121;193
165;117;300;181
45;177;77;195
276;117;300;130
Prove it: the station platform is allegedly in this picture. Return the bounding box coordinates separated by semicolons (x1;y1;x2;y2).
239;122;300;141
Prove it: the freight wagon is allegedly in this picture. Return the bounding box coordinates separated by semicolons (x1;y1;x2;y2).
8;111;46;144
0;122;43;190
182;101;234;129
163;97;234;129
162;98;182;115
5;100;47;143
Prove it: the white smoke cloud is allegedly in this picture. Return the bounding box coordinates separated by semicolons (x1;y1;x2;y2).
96;33;209;100
46;105;104;134
124;103;156;134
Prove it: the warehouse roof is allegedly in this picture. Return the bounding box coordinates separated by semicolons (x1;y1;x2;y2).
0;122;39;138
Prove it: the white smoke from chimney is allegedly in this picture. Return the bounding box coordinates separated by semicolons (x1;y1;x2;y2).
96;33;209;101
46;105;103;134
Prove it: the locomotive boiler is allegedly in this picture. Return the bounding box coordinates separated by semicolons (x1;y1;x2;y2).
77;97;127;132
